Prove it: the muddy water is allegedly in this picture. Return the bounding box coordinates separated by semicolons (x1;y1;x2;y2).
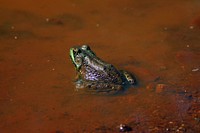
0;0;200;133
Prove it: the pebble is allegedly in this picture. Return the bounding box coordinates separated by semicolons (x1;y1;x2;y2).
164;27;168;30
189;25;194;29
14;36;18;40
46;18;50;22
11;26;15;30
156;84;167;93
192;68;199;72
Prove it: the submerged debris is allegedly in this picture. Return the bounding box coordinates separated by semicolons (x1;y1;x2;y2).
119;124;132;132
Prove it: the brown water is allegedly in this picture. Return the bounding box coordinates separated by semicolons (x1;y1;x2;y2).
0;0;200;133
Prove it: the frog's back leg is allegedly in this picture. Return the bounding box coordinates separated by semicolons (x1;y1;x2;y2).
85;81;123;93
120;70;136;85
75;79;123;93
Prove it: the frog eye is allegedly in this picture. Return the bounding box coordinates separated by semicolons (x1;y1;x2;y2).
81;45;90;50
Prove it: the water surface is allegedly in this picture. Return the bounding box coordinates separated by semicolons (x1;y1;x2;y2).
0;0;200;132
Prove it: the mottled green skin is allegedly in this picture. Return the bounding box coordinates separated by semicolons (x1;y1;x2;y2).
69;45;136;93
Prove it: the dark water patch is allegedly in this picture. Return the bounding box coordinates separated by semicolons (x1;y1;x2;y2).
0;9;43;26
0;28;39;40
0;9;85;43
8;30;37;40
0;22;58;41
95;125;113;132
0;22;13;37
0;27;8;36
7;10;40;23
0;10;73;39
0;19;38;40
55;130;64;133
45;13;85;30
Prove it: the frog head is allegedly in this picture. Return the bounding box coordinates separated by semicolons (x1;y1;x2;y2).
69;45;96;71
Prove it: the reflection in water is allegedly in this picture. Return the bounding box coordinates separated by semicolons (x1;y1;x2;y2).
0;0;199;132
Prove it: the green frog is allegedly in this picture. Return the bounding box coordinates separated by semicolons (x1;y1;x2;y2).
69;45;136;93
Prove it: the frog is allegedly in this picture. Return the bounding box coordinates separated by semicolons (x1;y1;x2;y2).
69;45;136;93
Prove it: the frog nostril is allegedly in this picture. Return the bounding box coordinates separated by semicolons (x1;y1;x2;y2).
77;49;81;54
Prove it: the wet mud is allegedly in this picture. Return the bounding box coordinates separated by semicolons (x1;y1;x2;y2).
0;0;200;133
